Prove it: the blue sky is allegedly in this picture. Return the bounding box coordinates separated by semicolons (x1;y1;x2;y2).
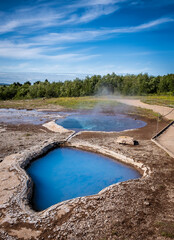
0;0;174;83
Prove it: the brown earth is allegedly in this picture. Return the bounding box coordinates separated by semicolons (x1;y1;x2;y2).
0;123;55;162
0;107;173;240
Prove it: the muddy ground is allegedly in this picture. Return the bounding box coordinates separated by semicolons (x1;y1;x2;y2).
0;106;174;240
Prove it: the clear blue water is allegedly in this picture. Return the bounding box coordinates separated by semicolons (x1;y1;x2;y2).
56;113;146;132
26;148;141;211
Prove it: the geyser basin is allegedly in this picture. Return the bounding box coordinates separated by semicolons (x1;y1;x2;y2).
26;148;141;211
56;113;146;132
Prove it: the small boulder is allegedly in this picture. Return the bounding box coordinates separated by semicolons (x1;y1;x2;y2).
116;136;139;145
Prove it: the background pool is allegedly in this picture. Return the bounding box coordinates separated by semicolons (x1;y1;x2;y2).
56;113;146;132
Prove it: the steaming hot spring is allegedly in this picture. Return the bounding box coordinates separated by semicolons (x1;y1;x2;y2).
56;112;146;132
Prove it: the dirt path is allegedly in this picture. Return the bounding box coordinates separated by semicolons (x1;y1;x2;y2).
116;98;174;157
116;98;174;120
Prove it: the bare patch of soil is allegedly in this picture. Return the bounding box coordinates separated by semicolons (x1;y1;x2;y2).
0;123;62;162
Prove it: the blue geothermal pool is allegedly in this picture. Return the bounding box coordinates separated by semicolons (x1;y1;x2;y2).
56;113;146;132
27;148;141;211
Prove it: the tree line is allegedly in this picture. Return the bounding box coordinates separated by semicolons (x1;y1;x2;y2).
0;73;174;100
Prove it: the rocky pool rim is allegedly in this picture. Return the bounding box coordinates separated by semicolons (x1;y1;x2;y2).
21;140;148;213
25;145;143;211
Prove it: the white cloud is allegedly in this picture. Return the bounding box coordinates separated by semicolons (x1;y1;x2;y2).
77;5;119;23
0;0;173;35
0;9;68;34
127;17;174;32
0;0;122;34
0;62;152;81
71;0;127;8
0;40;99;62
30;17;174;45
0;16;172;63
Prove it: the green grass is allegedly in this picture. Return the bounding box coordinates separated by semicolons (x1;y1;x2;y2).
0;98;49;109
46;96;120;109
0;96;120;110
133;107;161;119
1;95;173;109
141;95;174;108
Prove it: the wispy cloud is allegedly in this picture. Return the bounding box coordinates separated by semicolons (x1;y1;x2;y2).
0;0;122;34
0;17;172;61
0;40;99;62
110;17;174;33
1;0;172;35
69;0;126;8
0;9;67;34
74;5;119;24
30;17;174;45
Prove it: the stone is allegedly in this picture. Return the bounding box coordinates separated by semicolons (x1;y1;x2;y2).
43;121;70;133
116;136;139;145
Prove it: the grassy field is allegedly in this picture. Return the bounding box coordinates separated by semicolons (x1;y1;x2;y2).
1;95;173;109
46;97;123;109
141;95;174;108
0;96;120;110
